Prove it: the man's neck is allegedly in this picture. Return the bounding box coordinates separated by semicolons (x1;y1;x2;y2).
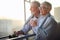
34;14;40;18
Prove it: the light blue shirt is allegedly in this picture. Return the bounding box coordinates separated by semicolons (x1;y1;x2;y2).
21;13;57;40
35;14;57;40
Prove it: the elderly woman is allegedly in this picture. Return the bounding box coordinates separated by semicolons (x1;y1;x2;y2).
36;1;57;40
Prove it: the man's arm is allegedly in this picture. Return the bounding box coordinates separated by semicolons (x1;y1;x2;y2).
21;23;32;34
16;15;34;35
13;22;32;36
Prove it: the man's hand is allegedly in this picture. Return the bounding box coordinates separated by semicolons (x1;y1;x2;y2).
29;18;37;27
13;31;24;36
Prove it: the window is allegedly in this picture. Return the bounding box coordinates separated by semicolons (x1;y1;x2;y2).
25;2;31;20
0;0;24;21
0;0;25;36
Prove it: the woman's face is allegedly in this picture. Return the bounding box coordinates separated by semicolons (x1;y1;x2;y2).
39;4;49;15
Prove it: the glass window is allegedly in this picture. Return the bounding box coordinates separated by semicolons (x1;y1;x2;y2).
25;2;31;20
31;0;35;2
0;0;25;36
0;0;24;21
26;0;30;1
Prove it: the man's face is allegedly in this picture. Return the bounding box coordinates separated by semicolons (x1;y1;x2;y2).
39;4;49;15
30;3;39;15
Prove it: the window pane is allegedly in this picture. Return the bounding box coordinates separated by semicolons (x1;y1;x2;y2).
25;2;31;20
26;0;30;1
0;0;24;20
0;0;24;37
31;0;35;2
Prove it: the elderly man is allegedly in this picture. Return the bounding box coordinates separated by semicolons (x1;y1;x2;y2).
35;1;57;40
13;1;40;37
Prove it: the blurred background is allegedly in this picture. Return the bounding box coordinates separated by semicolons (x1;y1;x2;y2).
0;0;60;38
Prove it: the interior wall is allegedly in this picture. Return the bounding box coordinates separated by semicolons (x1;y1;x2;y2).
54;7;60;22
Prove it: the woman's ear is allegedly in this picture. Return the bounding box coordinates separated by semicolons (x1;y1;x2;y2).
47;6;51;13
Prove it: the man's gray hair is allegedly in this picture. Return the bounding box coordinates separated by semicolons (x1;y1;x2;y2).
31;1;40;7
43;1;52;9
